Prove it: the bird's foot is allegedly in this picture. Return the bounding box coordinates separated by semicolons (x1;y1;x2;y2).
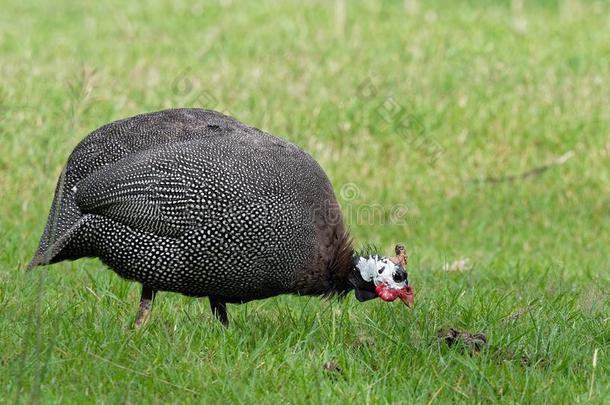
134;286;156;328
209;296;229;327
135;298;153;328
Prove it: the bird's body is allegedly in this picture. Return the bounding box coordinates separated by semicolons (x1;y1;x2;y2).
30;109;412;326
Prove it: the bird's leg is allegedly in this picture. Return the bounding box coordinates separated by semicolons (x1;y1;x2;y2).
209;296;229;327
135;286;156;328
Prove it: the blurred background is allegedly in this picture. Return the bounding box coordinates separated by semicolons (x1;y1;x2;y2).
1;0;608;402
2;0;607;271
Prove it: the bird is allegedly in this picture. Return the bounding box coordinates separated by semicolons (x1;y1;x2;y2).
28;108;414;326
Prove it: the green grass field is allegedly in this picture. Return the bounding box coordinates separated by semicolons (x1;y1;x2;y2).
1;0;609;403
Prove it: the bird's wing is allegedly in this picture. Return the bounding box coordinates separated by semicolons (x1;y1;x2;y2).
73;143;205;237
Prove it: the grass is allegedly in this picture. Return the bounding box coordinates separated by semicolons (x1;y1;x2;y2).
1;0;609;402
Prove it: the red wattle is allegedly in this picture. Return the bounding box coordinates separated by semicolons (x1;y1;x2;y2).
375;284;414;308
375;283;400;301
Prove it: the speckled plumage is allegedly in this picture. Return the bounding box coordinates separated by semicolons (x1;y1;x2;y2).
30;109;354;307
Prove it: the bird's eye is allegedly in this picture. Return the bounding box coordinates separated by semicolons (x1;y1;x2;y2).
393;271;406;283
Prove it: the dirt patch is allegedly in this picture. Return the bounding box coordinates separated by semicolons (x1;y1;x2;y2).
323;360;343;378
438;328;487;354
437;327;549;368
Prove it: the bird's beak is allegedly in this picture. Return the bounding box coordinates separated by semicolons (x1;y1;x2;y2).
398;285;414;308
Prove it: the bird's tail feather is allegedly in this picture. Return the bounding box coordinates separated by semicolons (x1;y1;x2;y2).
27;216;89;271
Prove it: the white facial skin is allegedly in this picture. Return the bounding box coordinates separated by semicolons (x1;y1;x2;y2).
355;255;407;290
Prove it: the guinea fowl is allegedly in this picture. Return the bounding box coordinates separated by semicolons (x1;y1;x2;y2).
28;109;414;326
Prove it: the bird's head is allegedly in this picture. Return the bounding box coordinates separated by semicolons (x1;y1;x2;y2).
349;254;414;307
